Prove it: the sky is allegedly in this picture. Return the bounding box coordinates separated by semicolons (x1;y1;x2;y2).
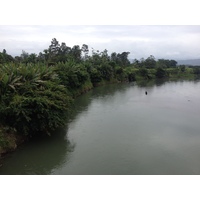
1;25;200;61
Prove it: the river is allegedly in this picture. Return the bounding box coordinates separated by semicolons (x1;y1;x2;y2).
1;79;200;175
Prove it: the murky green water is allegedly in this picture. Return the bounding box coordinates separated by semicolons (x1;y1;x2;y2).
1;79;200;175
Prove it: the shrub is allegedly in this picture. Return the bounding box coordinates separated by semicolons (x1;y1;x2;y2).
155;67;168;78
0;63;73;136
56;62;89;89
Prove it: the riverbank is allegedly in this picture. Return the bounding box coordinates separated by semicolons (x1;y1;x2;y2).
0;68;199;160
0;125;26;159
0;79;112;159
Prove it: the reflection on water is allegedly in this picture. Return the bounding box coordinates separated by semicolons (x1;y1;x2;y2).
0;127;75;175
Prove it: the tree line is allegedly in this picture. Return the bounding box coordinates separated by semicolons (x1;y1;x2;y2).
0;38;179;68
0;38;200;142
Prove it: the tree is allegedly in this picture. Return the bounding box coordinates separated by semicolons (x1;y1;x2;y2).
169;60;177;67
81;44;89;60
90;48;102;66
28;53;37;64
133;59;140;65
37;52;45;63
49;38;60;61
98;63;113;81
70;45;82;63
59;42;70;54
138;67;149;78
43;49;50;62
14;56;22;63
157;59;168;68
157;59;177;68
117;52;130;67
20;50;29;64
2;49;6;55
89;68;102;84
0;49;14;64
111;52;131;67
21;50;29;59
111;52;118;63
144;55;156;68
101;49;110;63
155;67;168;78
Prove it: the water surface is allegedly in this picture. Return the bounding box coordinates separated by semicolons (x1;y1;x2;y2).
1;79;200;175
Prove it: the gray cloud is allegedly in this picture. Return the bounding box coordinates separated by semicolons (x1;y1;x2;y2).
0;25;200;60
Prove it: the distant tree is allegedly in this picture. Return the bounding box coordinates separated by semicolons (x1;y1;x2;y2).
98;62;113;81
157;59;168;68
59;43;71;55
144;55;156;68
116;52;130;67
138;67;149;78
169;60;177;67
0;49;14;64
81;44;89;60
155;67;168;78
89;68;102;84
120;52;130;66
139;58;145;67
2;49;6;54
14;56;22;63
111;52;117;63
20;50;29;59
90;48;102;66
157;59;177;68
20;50;29;64
28;53;37;64
70;45;82;63
37;52;46;63
132;59;141;68
49;38;60;55
101;49;110;63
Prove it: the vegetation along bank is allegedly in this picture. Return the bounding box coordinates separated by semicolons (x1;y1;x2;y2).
1;38;200;157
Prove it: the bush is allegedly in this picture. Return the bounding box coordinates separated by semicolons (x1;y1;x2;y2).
155;67;168;78
89;68;102;84
138;67;149;78
56;62;89;89
0;63;73;136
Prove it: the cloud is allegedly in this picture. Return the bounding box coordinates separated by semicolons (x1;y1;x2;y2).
0;25;200;60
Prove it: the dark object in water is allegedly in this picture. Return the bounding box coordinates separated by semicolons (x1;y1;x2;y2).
145;91;147;95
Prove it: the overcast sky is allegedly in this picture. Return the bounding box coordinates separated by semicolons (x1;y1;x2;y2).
1;25;200;61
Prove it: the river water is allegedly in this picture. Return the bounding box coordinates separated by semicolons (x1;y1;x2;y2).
1;79;200;175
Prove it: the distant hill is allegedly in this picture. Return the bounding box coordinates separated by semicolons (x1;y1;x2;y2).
177;59;200;66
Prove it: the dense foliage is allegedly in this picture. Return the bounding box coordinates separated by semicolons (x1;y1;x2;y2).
0;38;200;140
0;63;72;136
